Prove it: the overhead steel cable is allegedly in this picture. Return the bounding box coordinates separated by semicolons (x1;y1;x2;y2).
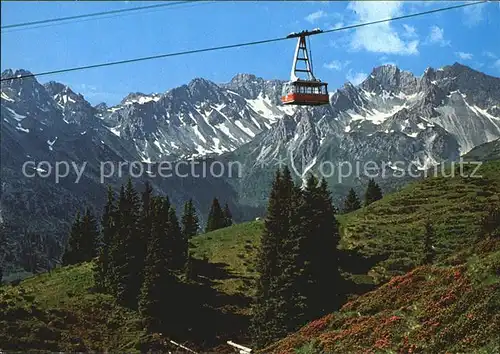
0;0;487;83
1;1;214;33
0;0;204;30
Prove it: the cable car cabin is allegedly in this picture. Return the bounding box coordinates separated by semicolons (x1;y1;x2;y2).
281;80;329;106
281;28;330;106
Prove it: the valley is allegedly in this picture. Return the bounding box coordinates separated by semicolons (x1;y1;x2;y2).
1;63;500;275
1;61;500;353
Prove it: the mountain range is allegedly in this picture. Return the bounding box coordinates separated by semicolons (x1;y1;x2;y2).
1;62;500;275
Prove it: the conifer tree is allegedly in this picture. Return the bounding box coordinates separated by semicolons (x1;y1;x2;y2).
138;197;177;332
140;181;154;242
273;180;305;335
168;206;187;270
62;208;99;267
181;199;199;239
79;207;100;261
311;177;342;315
422;222;436;265
285;175;342;326
205;197;226;232
114;178;143;308
343;188;361;213
223;203;233;227
140;181;154;274
94;185;116;291
365;178;383;206
251;167;295;348
108;185;126;296
62;211;83;266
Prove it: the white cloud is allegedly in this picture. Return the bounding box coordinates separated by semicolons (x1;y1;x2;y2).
456;52;473;60
323;60;351;71
402;24;417;38
426;25;451;47
305;10;327;23
347;1;419;55
346;69;368;85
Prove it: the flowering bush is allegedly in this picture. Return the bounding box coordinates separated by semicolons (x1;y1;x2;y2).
261;249;500;354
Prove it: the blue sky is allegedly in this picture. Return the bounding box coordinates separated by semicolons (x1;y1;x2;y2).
2;1;499;105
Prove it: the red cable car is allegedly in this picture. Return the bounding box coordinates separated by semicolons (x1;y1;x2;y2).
281;29;329;106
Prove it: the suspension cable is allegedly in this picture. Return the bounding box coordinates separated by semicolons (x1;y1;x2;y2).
1;1;204;30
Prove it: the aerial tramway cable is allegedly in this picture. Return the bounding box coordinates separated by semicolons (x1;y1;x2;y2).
2;1;214;34
0;1;486;83
1;0;206;31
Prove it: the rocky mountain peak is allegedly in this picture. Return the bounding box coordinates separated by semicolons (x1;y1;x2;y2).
94;102;108;111
229;73;260;86
119;92;162;106
44;81;69;94
361;64;418;94
221;73;283;104
1;69;34;81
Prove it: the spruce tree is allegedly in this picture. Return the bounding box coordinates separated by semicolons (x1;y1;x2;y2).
140;181;154;272
168;206;187;271
251;167;295;348
223;203;233;227
94;185;116;291
285;175;342;327
108;185;126;296
343;188;361;213
273;180;306;335
422;222;436;265
365;178;383;206
138;197;177;332
205;197;225;232
80;207;100;261
114;178;143;308
311;177;342;315
181;199;199;239
62;211;83;266
140;181;154;243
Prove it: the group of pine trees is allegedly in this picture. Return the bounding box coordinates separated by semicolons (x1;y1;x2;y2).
250;167;343;348
61;179;203;332
342;178;383;213
205;198;232;232
61;209;100;266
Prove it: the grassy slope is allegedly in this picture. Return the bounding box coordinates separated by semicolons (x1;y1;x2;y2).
262;239;500;354
339;161;500;283
0;263;154;352
190;220;264;297
192;161;500;289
